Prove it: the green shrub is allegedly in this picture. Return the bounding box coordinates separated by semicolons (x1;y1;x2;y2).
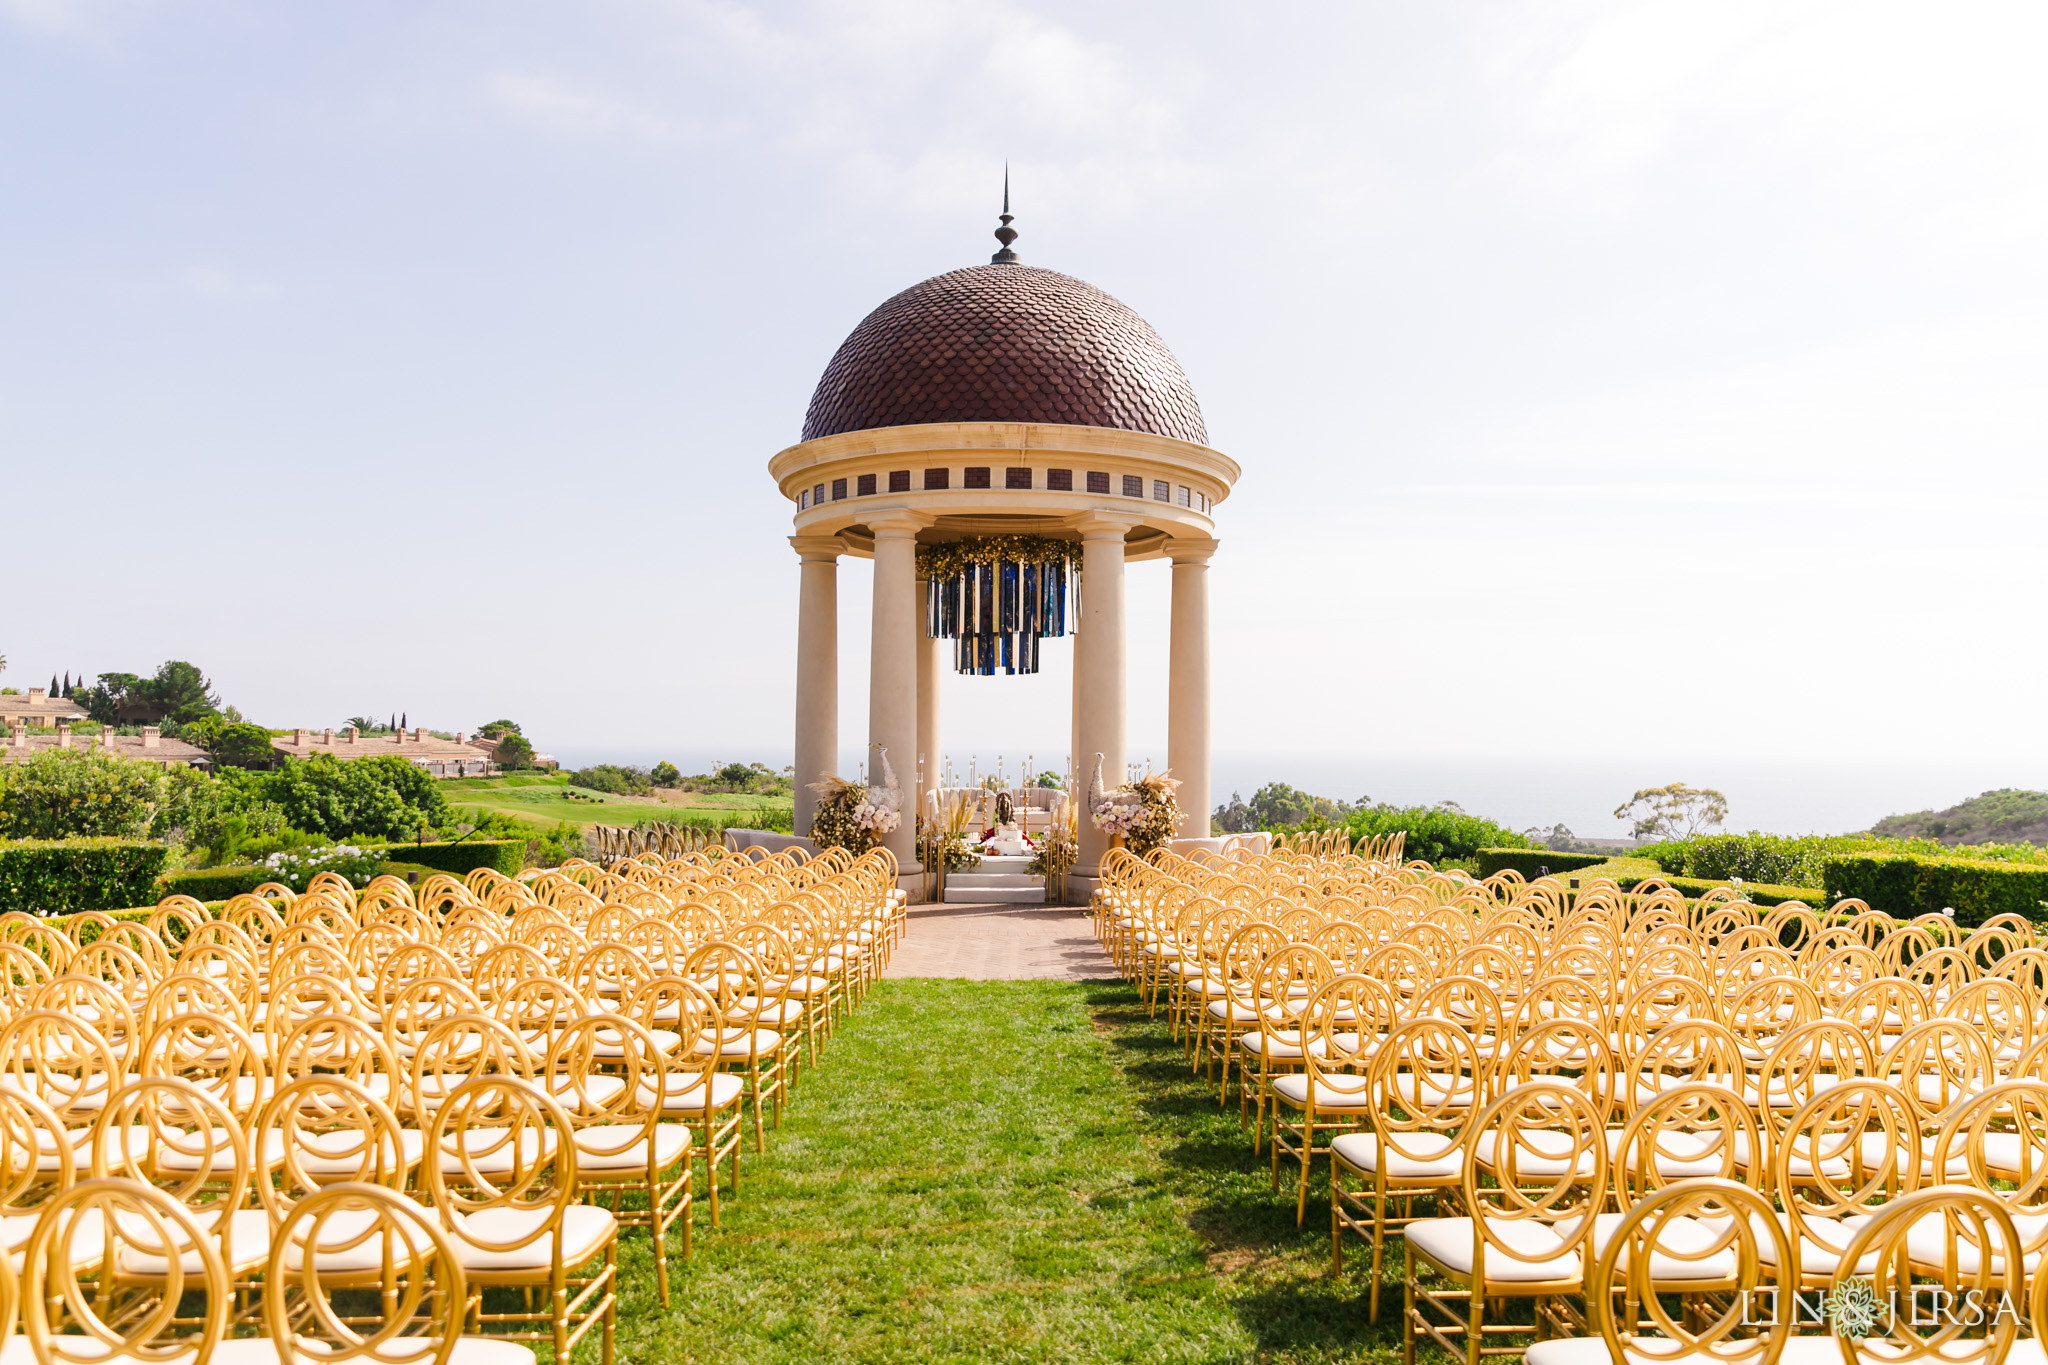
370;838;526;878
1637;830;2048;890
0;748;167;839
160;866;273;901
1822;853;2048;928
259;754;453;840
0;838;177;916
1333;805;1536;865
1473;848;1611;878
570;765;653;796
151;764;286;858
259;844;385;893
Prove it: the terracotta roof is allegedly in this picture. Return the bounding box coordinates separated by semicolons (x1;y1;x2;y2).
0;734;208;766
270;733;494;764
802;265;1207;445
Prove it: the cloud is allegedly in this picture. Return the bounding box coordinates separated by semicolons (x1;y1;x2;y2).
487;70;681;142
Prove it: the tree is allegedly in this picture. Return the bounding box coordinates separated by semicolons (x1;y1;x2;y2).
400;712;407;732
258;753;453;840
49;675;59;697
61;672;70;697
143;661;220;724
650;761;682;787
1614;783;1729;841
78;673;145;725
183;717;277;770
0;748;166;839
346;717;378;732
1034;770;1064;789
494;734;535;770
476;719;522;739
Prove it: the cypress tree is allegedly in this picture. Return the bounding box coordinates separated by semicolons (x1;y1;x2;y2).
49;674;58;696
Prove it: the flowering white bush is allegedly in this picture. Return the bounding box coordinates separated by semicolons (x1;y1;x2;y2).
262;843;382;892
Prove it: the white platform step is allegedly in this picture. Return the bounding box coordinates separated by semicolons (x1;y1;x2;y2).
943;854;1046;904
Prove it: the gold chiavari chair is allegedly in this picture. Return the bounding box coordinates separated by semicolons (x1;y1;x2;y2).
1828;1185;2022;1365
1724;974;1820;1068
405;1013;537;1125
423;1076;618;1364
1271;973;1388;1224
1234;943;1334;1139
138;1009;272;1126
629;975;744;1225
1199;922;1288;1092
1404;1081;1607;1365
683;940;789;1153
1922;1079;2048;1282
30;973;138;1066
1331;1015;1483;1321
546;1013;692;1306
384;975;486;1065
1522;1178;1792;1365
0;1009;120;1130
0;1087;76;1266
90;1076;270;1288
253;1182;531;1365
1880;1018;1997;1124
22;1177;229;1365
255;1075;421;1245
1772;1079;1921;1288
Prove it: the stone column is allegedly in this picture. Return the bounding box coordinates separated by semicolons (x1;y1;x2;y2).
790;535;842;837
1166;539;1217;842
1074;515;1136;874
916;575;942;829
867;511;928;870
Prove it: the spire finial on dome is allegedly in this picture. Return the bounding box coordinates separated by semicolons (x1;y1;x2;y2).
991;164;1021;264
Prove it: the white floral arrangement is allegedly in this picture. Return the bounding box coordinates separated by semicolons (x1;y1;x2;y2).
807;745;903;853
263;843;381;891
851;795;900;835
1085;756;1182;858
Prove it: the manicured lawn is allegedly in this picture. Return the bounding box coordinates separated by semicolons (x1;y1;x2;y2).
607;979;1396;1365
441;772;793;831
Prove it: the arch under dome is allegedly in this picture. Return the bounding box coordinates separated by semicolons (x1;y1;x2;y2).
801;264;1207;446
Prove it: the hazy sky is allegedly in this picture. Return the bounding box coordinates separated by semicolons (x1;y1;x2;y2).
5;2;2045;836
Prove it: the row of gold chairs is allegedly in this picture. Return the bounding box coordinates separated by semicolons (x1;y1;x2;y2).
1094;847;2048;1363
0;843;906;1362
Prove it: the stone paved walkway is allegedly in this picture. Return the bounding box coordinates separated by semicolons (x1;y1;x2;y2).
883;902;1117;981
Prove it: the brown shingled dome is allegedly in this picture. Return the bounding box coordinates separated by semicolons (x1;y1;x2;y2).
802;265;1207;445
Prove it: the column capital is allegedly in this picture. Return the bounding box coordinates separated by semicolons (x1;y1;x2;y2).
865;509;934;539
1163;536;1219;564
789;534;846;563
1068;512;1141;542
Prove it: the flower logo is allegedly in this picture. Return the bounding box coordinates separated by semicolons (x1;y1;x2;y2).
1827;1279;1885;1339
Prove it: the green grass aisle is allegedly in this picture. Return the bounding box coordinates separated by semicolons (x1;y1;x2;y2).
614;979;1399;1364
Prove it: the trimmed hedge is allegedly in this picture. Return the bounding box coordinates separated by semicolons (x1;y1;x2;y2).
1823;853;2048;928
0;838;177;916
370;839;526;878
160;866;273;902
1474;848;1611;878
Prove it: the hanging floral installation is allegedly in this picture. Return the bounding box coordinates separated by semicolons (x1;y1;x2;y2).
919;534;1078;676
808;746;902;853
1086;755;1181;860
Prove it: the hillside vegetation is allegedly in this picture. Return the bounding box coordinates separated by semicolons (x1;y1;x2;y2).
1870;788;2048;846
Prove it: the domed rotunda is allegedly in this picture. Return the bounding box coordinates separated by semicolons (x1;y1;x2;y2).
769;199;1239;894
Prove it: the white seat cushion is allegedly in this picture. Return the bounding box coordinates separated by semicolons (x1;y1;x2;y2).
1406;1216;1580;1282
640;1072;745;1114
212;1336;536;1364
115;1207;273;1276
1271;1075;1376;1109
1330;1131;1462;1180
571;1123;691;1172
1551;1211;1737;1281
450;1205;616;1272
